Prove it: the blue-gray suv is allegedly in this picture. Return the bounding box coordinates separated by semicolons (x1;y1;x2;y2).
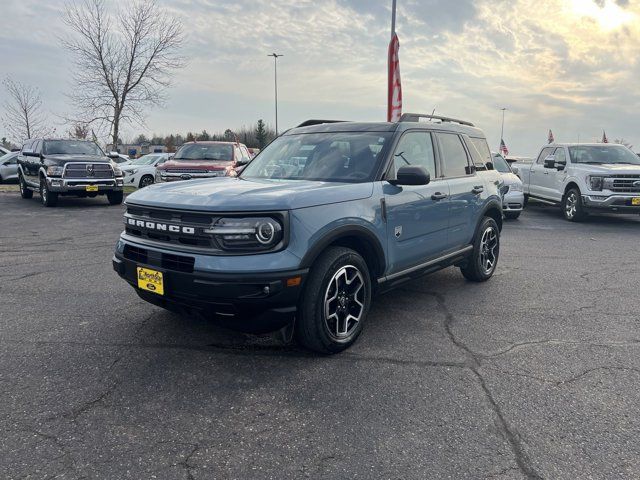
113;114;503;353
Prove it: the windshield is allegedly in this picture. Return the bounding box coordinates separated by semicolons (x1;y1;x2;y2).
131;155;160;166
569;145;640;165
43;140;103;156
492;154;512;173
174;144;233;161
241;132;391;182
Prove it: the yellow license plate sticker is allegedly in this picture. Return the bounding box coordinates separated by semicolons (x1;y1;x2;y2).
137;267;164;295
632;198;640;206
86;185;99;192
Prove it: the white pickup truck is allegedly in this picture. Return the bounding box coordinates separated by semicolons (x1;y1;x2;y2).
513;143;640;221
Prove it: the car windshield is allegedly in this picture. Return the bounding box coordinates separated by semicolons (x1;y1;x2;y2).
241;132;391;182
131;155;160;165
173;144;233;161
492;154;512;173
43;140;103;156
569;145;640;165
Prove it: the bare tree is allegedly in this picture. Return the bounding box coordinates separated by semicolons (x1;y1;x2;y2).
2;77;49;143
62;0;185;148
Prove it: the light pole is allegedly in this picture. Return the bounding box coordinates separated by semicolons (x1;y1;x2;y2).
268;53;283;136
500;107;507;150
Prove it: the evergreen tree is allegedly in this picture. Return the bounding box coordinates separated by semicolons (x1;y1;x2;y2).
256;119;267;149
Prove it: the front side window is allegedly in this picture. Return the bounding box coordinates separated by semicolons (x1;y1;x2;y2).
536;147;554;164
391;131;436;178
174;144;233;161
131;155;160;166
436;133;471;177
568;145;640;165
241;132;391;183
491;153;512;173
468;137;492;170
43;140;103;156
554;147;567;164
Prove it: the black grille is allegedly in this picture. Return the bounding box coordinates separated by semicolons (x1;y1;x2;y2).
162;253;195;273
64;163;114;179
123;244;195;273
123;244;148;264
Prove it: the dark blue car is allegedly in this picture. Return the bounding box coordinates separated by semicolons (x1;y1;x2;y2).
113;114;503;353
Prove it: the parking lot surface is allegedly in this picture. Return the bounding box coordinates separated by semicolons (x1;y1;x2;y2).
1;192;640;479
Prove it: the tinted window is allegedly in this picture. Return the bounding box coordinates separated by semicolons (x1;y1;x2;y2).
43;140;103;155
392;131;436;178
492;153;512;173
437;133;471;177
22;141;34;153
174;144;233;161
536;147;554;164
468;137;492;169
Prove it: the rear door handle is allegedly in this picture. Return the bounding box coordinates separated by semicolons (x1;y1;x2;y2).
472;186;484;194
431;192;448;201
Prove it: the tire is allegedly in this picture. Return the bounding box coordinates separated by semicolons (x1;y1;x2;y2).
139;175;154;188
19;174;33;199
461;217;500;282
107;190;124;205
40;177;58;207
523;194;529;207
562;188;586;222
504;211;521;220
295;247;372;354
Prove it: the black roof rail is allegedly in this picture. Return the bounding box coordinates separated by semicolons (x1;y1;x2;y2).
399;113;475;127
296;119;348;128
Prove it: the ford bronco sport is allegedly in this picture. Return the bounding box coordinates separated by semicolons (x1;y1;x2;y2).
113;114;504;353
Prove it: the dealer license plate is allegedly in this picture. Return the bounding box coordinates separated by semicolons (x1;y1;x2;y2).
632;198;640;206
86;185;99;192
137;267;164;295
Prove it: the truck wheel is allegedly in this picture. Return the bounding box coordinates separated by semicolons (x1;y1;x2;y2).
107;190;124;205
562;188;585;222
460;217;500;282
40;178;58;207
523;194;529;207
19;174;33;199
504;211;521;220
139;175;154;188
296;247;371;354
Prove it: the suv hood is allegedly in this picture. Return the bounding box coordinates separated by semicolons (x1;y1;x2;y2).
499;172;522;186
158;160;232;171
126;177;375;211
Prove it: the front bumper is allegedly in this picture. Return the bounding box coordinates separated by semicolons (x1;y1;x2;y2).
113;241;307;331
503;190;524;212
47;176;124;192
582;194;640;213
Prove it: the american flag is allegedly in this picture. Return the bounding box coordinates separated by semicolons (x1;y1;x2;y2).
602;131;608;143
387;33;402;122
548;129;555;144
500;139;509;156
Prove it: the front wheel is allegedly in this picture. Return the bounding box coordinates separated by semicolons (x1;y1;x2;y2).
40;178;58;207
460;217;500;282
107;190;124;205
19;174;33;199
139;175;154;188
295;247;371;354
563;188;586;222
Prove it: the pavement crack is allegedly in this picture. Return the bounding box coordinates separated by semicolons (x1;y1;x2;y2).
176;443;199;480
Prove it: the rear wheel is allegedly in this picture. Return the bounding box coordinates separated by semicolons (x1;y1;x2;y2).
19;174;33;199
139;175;154;188
563;188;586;222
295;247;371;354
461;217;500;282
40;177;58;207
107;190;124;205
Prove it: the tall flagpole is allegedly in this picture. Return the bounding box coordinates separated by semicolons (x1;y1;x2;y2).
268;53;283;136
388;0;397;122
500;107;507;151
391;0;397;38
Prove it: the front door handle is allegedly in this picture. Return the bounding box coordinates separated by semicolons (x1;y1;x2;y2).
431;192;448;201
472;186;484;194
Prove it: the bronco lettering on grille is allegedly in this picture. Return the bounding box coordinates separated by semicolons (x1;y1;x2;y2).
127;217;195;235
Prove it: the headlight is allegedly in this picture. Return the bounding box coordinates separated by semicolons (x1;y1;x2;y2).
113;165;123;177
588;176;604;191
156;171;164;182
204;217;284;251
510;183;523;192
46;166;64;177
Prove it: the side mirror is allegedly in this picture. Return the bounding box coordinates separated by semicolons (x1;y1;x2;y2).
543;155;556;168
485;161;494;170
236;157;251;166
389;165;431;186
108;151;120;159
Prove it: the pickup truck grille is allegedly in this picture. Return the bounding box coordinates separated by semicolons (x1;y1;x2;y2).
164;168;221;174
124;206;217;249
608;175;640;193
64;163;114;179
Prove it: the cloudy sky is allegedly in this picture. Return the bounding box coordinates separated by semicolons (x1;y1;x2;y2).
1;0;639;155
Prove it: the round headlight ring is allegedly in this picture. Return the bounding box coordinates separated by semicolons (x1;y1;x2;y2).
256;221;276;245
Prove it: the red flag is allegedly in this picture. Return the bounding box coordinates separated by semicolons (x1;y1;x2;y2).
548;129;554;144
602;131;608;143
387;34;402;122
500;139;509;156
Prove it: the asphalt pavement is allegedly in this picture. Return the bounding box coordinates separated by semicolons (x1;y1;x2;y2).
1;192;639;479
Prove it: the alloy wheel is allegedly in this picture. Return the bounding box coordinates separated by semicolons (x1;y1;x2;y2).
40;180;47;204
323;265;366;339
565;192;577;219
479;226;498;275
140;176;154;188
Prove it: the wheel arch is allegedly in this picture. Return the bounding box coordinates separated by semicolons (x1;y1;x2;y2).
564;181;581;197
300;226;386;282
479;199;503;233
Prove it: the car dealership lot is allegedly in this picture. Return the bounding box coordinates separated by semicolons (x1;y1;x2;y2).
1;193;640;479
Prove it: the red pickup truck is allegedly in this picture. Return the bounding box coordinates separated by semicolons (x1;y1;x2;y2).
155;141;253;183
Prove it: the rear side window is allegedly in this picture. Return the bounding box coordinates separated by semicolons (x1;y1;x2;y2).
436;133;471;177
391;131;436;178
467;136;492;170
536;147;554;164
21;141;34;153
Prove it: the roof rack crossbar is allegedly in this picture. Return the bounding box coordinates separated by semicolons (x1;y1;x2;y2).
399;113;475;127
296;119;348;128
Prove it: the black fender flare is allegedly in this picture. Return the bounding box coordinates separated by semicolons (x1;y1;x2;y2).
299;225;386;277
475;198;503;236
